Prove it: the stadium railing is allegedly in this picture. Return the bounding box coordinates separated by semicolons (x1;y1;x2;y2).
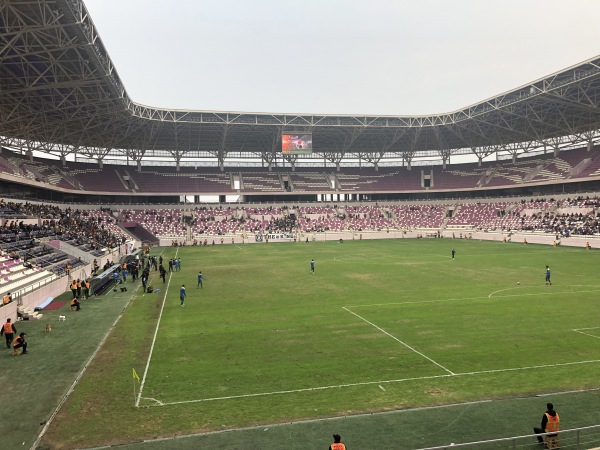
417;424;600;449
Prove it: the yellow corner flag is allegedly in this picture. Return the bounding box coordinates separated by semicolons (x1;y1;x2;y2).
133;368;141;382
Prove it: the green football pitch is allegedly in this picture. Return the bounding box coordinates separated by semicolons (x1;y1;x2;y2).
38;239;600;449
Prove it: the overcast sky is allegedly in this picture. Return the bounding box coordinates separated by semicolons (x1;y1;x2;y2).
83;0;600;116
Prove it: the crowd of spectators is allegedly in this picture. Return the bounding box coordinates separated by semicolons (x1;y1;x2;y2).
0;200;124;251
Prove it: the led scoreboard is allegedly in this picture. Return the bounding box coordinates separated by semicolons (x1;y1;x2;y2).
282;133;313;154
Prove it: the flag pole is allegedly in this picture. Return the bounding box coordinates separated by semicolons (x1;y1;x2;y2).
132;368;141;406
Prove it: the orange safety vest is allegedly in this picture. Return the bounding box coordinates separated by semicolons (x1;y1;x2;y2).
331;443;346;450
545;413;559;432
71;282;77;290
76;281;81;288
85;282;90;289
3;295;9;304
3;322;13;334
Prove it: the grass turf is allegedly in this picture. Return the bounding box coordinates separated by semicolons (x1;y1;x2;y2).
29;239;600;448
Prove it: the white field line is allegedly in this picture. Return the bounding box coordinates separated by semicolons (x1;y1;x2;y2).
136;247;179;407
349;286;600;308
488;287;520;297
31;249;159;450
138;282;600;407
141;396;164;406
378;384;386;391
539;387;600;397
572;328;600;340
343;306;455;375
488;285;600;298
88;399;501;449
146;358;600;407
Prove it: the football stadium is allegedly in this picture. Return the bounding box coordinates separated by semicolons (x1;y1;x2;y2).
2;1;600;449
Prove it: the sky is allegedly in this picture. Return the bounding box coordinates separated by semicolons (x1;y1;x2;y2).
83;0;600;116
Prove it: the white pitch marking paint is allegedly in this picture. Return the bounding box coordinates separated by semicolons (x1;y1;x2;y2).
148;358;600;407
572;329;600;340
136;247;179;407
343;306;455;375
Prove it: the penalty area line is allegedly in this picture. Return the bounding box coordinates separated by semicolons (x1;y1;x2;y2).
343;306;455;375
347;286;600;308
572;328;600;340
146;358;600;407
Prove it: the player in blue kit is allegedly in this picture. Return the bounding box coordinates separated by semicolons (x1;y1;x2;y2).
310;259;315;274
180;284;186;306
545;265;552;285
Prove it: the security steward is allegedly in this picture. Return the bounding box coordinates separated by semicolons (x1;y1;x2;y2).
329;434;346;450
534;402;559;444
1;318;17;348
71;297;81;311
13;332;27;355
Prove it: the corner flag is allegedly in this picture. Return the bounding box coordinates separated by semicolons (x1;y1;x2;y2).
133;368;140;382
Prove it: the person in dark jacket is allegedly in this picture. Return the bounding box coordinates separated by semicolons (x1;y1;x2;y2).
534;402;559;444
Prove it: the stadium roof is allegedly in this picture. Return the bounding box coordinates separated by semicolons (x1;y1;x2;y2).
1;0;600;166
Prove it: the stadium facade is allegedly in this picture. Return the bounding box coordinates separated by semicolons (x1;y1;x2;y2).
1;0;600;204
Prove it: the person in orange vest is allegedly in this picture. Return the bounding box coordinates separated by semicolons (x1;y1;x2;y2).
534;402;559;444
71;297;81;311
1;318;17;348
76;279;82;298
84;280;91;299
12;332;27;355
70;280;77;298
329;434;346;450
3;292;11;305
